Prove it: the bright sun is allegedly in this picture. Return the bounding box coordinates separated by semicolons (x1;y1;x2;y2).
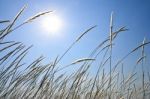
41;14;62;35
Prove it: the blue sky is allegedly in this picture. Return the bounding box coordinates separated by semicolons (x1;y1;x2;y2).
0;0;150;74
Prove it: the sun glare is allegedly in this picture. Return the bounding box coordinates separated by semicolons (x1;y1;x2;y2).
41;14;63;35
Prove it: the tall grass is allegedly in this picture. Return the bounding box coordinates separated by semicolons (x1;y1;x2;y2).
0;6;150;99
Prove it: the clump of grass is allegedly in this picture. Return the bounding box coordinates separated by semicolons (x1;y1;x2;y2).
0;5;150;99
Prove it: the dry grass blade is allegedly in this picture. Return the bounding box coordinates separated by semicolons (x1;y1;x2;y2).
110;12;113;44
108;12;113;99
0;42;20;52
0;44;24;65
0;41;15;45
90;26;127;58
57;58;95;72
112;26;128;39
102;56;110;66
0;20;10;24
114;41;150;70
25;11;53;23
141;37;146;99
125;73;137;85
24;56;44;70
0;5;27;40
57;26;96;64
90;39;109;57
7;11;52;34
8;5;27;30
71;58;95;65
136;56;146;64
76;25;97;42
131;41;150;53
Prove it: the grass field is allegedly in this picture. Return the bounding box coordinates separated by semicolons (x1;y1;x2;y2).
0;6;150;99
